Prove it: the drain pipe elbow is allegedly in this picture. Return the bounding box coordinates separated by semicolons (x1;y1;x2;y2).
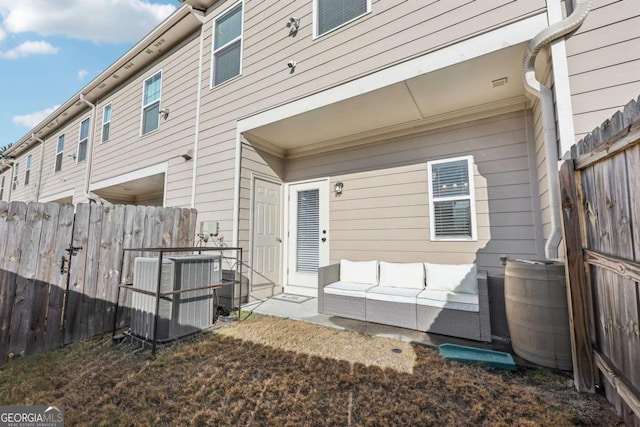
79;94;97;198
522;0;592;259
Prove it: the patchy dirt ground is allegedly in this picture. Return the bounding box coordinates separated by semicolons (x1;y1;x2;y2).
0;314;621;426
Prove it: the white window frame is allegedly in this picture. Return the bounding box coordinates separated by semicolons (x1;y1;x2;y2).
102;103;112;143
77;117;90;163
12;162;19;190
313;0;371;39
0;175;5;200
140;70;162;136
427;155;477;242
210;1;244;88
25;155;32;186
55;134;65;173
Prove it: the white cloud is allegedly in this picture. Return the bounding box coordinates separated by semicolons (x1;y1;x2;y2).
78;69;88;80
0;0;177;44
12;105;61;128
0;40;59;59
0;27;5;42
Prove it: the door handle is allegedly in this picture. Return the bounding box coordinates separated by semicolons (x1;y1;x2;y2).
276;237;282;243
321;237;326;242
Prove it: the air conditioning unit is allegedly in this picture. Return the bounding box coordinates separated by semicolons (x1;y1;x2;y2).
131;254;220;343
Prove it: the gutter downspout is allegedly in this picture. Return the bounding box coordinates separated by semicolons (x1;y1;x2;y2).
522;0;591;259
6;160;16;202
190;10;206;208
32;133;46;201
79;93;97;199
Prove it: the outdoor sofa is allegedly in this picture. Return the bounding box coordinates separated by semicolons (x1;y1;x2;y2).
318;260;491;342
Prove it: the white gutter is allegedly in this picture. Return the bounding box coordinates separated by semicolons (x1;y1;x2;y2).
79;94;97;197
32;133;45;201
522;0;592;259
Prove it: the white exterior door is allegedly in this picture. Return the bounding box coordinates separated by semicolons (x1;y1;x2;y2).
286;179;329;296
252;178;282;288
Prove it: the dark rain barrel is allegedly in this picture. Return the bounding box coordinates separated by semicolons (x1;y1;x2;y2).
504;259;573;370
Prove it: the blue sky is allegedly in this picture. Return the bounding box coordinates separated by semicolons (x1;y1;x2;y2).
0;0;181;149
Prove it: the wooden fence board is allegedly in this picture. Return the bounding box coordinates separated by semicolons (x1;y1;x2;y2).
559;160;596;392
27;202;59;355
0;201;13;363
94;205;114;336
82;204;103;339
104;205;125;332
9;203;45;358
65;203;90;345
44;204;74;349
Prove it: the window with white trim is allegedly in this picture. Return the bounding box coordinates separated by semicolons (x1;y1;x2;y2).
55;134;64;172
141;71;162;135
102;104;112;142
314;0;369;37
12;162;19;190
78;118;90;162
0;176;5;200
25;155;32;186
212;3;243;87
427;156;476;241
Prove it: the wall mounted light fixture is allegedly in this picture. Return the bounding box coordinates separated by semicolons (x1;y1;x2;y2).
287;17;300;36
334;181;343;195
159;108;170;120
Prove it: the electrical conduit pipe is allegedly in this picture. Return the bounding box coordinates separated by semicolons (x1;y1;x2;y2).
522;0;592;259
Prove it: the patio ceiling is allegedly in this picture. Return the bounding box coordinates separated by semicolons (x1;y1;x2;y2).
244;42;541;158
92;172;164;204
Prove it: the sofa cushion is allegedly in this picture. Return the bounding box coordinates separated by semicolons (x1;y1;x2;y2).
365;286;422;304
340;259;378;285
378;261;425;290
417;289;479;312
424;262;477;294
325;281;377;298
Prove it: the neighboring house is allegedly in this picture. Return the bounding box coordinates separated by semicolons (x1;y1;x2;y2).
1;0;638;336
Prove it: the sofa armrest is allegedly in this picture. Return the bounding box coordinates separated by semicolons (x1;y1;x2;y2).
318;263;340;314
477;270;492;341
319;263;340;288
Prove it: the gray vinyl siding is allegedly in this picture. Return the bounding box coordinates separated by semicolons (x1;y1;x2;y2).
38;112;91;203
566;0;640;140
280;110;541;277
7;145;41;202
90;31;201;208
198;0;546;246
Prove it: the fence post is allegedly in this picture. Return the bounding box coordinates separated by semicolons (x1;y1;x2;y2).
559;159;595;392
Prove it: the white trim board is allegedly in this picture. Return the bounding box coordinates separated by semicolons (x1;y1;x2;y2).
39;189;74;204
89;162;168;192
237;13;548;133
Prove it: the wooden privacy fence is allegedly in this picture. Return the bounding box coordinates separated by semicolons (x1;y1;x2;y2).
560;96;640;426
0;201;197;363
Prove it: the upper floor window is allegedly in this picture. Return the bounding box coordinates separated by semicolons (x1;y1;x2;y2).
212;3;243;87
314;0;370;37
427;156;477;241
12;162;19;190
102;104;112;142
55;134;64;172
0;176;4;200
25;155;32;186
141;71;162;135
78;118;90;162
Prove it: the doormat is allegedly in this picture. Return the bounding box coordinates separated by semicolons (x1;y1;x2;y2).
271;294;312;304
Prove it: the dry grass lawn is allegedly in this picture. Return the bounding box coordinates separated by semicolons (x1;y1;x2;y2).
0;314;620;426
